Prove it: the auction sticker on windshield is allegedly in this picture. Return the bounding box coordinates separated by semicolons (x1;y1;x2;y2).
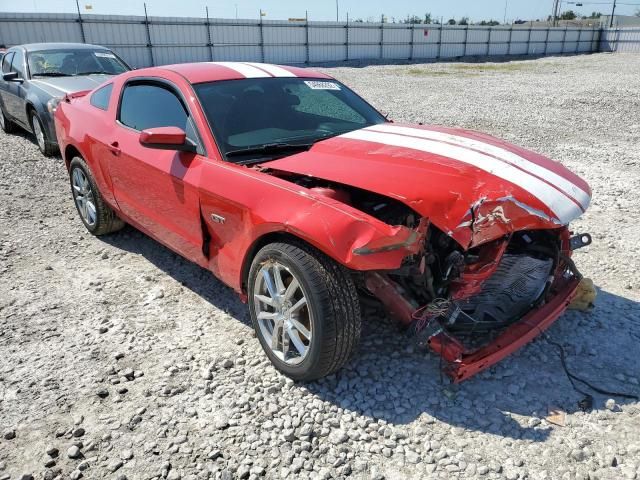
95;52;116;58
304;80;341;90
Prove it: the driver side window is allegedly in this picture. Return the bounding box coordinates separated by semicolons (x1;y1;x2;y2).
119;83;188;131
11;50;24;78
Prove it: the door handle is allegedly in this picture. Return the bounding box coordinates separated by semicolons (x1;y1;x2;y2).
108;141;121;156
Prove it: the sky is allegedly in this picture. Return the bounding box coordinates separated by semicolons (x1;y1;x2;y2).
0;0;638;23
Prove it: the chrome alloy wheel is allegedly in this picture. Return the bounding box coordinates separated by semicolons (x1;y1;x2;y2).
71;168;97;226
32;116;45;151
253;260;312;365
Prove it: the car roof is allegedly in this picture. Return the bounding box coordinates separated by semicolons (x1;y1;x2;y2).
140;62;333;84
18;43;113;52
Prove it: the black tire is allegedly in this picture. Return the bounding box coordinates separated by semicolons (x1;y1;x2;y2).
0;104;17;134
30;110;57;157
248;241;361;381
69;156;125;236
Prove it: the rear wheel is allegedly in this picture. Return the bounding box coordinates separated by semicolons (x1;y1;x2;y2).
0;105;17;134
248;241;361;381
69;156;124;235
30;111;57;157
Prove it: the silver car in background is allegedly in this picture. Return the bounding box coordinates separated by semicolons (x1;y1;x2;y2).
0;43;130;156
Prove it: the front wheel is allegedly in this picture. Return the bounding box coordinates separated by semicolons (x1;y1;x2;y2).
69;156;124;235
248;241;361;381
30;111;57;157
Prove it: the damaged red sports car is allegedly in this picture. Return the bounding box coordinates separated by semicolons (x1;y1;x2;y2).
54;62;592;382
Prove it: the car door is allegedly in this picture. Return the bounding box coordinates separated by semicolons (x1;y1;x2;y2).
5;49;28;125
0;51;15;115
107;79;208;266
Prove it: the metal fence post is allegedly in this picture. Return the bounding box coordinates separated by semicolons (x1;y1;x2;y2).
526;25;532;55
594;27;601;53
75;0;86;43
463;25;468;57
143;3;155;66
305;11;310;64
437;25;443;59
409;23;414;60
205;6;214;61
345;13;349;61
259;13;265;62
575;26;582;53
380;16;384;59
506;24;513;55
543;26;550;55
486;27;492;56
561;25;568;53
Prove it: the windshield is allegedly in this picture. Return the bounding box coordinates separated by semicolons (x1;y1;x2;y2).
194;77;386;161
27;49;129;78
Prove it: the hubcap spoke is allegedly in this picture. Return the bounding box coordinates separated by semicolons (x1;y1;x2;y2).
86;200;96;223
260;267;278;300
287;326;308;356
255;294;276;307
273;265;286;295
289;317;311;340
289;296;307;315
281;322;290;356
257;310;278;320
283;277;299;302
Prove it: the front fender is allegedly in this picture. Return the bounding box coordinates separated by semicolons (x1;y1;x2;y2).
198;162;427;293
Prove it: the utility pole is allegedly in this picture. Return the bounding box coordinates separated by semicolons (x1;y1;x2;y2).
336;0;339;22
75;0;86;43
552;0;561;27
609;0;617;27
503;0;508;25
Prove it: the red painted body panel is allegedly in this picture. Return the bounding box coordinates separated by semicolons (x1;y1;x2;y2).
54;62;592;382
266;123;591;248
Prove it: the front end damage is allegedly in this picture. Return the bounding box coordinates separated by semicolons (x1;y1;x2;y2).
263;170;592;382
335;185;592;383
360;218;592;383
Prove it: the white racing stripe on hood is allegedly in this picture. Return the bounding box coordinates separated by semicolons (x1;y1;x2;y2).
341;129;583;225
368;124;590;211
211;62;270;78
243;62;297;77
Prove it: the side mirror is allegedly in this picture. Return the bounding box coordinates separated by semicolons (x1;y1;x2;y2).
139;126;197;153
2;72;22;82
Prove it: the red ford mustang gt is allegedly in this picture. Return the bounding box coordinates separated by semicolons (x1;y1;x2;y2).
54;61;592;382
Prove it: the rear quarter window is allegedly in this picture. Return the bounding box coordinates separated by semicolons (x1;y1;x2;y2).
90;83;113;111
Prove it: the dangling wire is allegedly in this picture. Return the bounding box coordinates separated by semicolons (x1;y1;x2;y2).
412;298;451;332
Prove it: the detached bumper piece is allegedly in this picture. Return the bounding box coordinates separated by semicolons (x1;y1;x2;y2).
428;276;580;382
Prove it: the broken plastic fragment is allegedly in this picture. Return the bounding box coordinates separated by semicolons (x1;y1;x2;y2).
568;277;597;311
546;406;566;427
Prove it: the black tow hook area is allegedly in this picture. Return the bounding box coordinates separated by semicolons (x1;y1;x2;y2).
570;233;592;251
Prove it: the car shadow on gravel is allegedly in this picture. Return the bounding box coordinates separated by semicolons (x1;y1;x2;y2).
305;288;640;441
100;228;640;442
101;226;251;323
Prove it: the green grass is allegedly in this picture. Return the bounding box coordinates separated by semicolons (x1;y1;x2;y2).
405;61;548;77
406;68;453;76
451;63;532;72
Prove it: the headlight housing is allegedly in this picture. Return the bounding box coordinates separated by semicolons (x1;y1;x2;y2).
47;96;63;114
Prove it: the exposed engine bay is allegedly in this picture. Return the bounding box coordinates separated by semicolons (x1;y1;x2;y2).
262;170;592;382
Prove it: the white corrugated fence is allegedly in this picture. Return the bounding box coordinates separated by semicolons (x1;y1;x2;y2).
0;12;637;68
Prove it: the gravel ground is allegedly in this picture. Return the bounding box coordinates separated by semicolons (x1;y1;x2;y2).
1;53;640;480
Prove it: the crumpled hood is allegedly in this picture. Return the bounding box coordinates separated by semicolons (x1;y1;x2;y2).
266;123;591;248
30;74;112;97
